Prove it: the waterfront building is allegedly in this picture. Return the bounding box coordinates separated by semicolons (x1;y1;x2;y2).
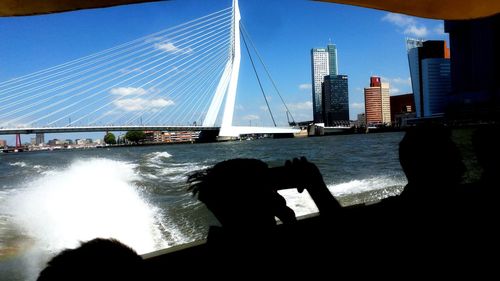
327;43;338;76
162;131;199;143
311;48;329;123
35;133;45;145
445;14;500;119
390;93;416;127
407;39;451;118
0;139;7;148
357;113;366;127
364;77;391;126
311;42;343;124
145;131;163;143
322;74;349;126
48;139;63;146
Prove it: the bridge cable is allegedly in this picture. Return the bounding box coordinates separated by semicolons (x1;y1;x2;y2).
0;7;232;90
0;14;232;108
13;22;230;125
60;33;230;126
240;23;276;127
240;23;296;125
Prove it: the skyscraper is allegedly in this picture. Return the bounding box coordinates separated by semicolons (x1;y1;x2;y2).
327;43;338;76
311;43;340;123
407;39;451;118
322;74;349;126
364;76;391;126
311;48;329;123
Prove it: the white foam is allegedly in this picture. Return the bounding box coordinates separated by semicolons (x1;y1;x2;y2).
328;176;406;197
9;162;27;168
0;158;191;280
160;163;210;182
279;176;407;217
146;151;172;166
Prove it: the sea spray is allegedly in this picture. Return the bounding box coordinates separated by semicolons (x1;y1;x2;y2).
2;158;182;280
279;176;407;216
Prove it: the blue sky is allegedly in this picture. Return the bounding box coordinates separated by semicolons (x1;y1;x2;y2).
0;0;448;144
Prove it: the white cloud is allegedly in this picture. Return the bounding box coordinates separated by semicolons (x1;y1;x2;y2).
154;42;192;54
259;105;268;111
298;83;312;90
390;87;401;95
382;13;416;27
154;42;179;52
404;25;428;37
382;77;411;86
109;87;147;96
382;12;429;38
288;101;312;111
242;114;260;121
350;102;365;110
113;98;174;112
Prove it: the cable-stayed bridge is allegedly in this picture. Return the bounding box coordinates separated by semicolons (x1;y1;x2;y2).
0;0;299;141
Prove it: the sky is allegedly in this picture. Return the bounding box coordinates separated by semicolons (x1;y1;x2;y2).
0;0;448;144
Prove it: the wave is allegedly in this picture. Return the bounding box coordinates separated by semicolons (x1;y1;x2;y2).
0;158;188;280
329;176;406;197
279;176;407;217
146;151;172;167
8;162;27;168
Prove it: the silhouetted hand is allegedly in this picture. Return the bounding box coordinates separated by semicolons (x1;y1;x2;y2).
284;157;325;192
284;157;341;215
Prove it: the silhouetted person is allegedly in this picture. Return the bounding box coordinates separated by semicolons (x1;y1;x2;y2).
187;158;342;274
37;238;143;281
188;159;296;239
398;126;465;208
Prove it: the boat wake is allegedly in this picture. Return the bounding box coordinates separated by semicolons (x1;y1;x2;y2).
0;158;185;280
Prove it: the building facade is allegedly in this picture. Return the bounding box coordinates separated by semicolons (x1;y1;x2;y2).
0;139;6;148
322;74;349;126
311;43;340;124
445;14;500;119
390;93;416;127
327;43;338;76
364;76;391;126
407;39;451;118
422;59;451;116
35;133;45;145
311;48;329;123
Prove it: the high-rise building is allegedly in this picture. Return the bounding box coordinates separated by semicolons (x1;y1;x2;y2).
311;48;329;123
322;75;349;126
364;76;391;126
445;14;500;119
311;42;341;123
407;39;451;118
35;133;45;145
327;43;338;76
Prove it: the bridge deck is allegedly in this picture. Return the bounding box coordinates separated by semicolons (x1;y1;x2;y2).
0;126;220;135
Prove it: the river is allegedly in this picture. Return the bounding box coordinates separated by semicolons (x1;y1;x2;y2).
0;132;407;280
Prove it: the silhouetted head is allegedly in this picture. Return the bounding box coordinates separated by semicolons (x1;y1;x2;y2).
188;159;295;233
399;126;465;188
37;238;143;281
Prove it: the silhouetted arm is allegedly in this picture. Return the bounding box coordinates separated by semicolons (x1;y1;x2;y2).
284;157;341;217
